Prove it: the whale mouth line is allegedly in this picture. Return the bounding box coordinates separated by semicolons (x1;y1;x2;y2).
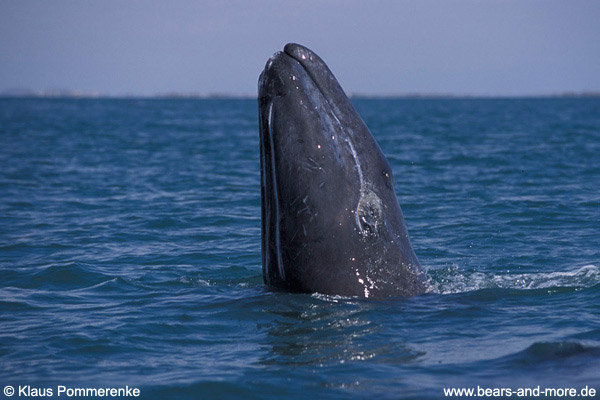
268;46;369;235
282;48;369;233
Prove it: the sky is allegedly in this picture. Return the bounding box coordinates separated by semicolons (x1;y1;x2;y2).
1;0;599;96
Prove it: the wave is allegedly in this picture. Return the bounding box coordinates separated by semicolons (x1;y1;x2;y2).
6;262;113;290
426;264;599;294
494;341;600;367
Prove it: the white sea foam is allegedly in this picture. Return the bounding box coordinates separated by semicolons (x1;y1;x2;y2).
426;264;599;295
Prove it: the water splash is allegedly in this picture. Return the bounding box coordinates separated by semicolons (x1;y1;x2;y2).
426;264;599;294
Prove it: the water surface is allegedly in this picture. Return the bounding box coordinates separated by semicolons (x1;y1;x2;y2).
1;98;599;399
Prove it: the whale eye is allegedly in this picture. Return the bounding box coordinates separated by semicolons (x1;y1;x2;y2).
359;205;379;234
357;191;383;236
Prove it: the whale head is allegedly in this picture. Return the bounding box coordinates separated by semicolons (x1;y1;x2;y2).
258;43;426;297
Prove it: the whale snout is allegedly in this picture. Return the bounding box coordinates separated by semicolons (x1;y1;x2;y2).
284;43;314;62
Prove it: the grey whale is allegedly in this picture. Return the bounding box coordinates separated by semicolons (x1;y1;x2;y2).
258;43;426;298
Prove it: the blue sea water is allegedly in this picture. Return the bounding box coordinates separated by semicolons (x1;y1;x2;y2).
0;98;599;399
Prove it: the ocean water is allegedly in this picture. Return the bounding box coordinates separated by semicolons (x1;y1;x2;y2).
1;98;599;399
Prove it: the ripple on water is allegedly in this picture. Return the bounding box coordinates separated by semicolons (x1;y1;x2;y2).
0;98;599;398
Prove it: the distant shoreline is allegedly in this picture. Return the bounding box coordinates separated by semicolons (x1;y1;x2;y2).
1;91;599;100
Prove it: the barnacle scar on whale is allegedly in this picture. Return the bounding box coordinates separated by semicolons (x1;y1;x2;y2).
258;43;426;298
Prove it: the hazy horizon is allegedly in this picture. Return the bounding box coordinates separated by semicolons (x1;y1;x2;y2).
1;0;599;97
